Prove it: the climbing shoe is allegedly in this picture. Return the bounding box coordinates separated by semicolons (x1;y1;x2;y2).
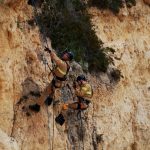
55;114;65;126
44;96;53;106
29;104;40;112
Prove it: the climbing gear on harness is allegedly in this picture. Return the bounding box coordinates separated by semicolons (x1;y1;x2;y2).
62;104;69;110
76;97;91;110
29;103;40;112
55;76;67;82
44;96;53;106
77;102;88;110
77;75;86;81
55;113;65;126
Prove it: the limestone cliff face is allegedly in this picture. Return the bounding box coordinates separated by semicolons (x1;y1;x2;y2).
89;0;150;149
0;0;150;150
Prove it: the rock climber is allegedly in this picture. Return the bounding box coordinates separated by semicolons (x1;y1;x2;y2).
29;47;74;112
55;75;93;125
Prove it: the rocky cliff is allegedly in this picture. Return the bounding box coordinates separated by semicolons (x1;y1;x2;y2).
0;0;150;150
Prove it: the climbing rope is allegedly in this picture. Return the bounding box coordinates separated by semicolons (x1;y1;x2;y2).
44;55;52;150
46;106;51;150
66;83;76;101
52;93;55;150
78;110;85;150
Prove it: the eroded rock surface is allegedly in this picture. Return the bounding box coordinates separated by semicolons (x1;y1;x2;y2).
0;0;150;150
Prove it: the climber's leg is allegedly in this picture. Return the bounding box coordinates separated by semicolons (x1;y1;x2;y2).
62;102;81;110
68;102;79;110
29;82;54;112
68;102;88;110
36;82;54;106
79;102;88;110
29;78;64;112
44;78;63;106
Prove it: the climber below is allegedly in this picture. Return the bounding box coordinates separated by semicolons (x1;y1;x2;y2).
29;47;74;112
55;75;93;125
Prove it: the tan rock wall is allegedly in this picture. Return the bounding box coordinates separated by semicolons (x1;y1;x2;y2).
144;0;150;5
0;0;150;150
89;0;150;149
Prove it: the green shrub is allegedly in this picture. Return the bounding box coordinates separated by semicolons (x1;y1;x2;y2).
125;0;136;7
89;0;136;14
0;0;4;4
37;0;115;72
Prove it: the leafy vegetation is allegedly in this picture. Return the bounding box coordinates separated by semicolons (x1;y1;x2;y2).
125;0;136;7
89;0;136;13
37;0;115;72
0;0;4;4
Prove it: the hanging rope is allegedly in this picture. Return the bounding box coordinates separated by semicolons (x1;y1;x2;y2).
46;106;51;150
77;110;84;150
52;92;55;150
44;50;51;150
